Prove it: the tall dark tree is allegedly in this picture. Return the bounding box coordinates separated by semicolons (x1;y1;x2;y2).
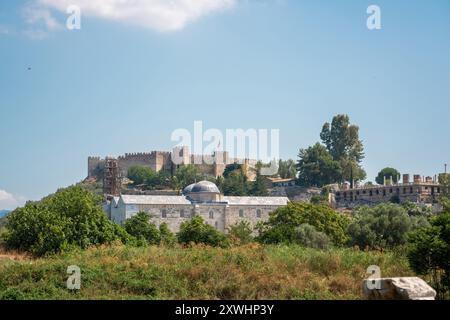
174;164;203;188
296;143;342;187
278;159;297;179
223;163;242;178
375;167;401;185
320;114;366;182
223;171;248;196
251;161;268;196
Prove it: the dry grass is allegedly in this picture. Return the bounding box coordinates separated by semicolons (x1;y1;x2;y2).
0;244;413;300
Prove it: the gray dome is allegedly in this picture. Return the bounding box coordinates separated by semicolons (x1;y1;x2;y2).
190;181;220;194
183;183;196;194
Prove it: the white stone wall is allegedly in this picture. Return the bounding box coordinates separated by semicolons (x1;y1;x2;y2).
226;205;277;233
113;202;285;234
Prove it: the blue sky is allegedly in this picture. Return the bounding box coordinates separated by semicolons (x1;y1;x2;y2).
0;0;449;209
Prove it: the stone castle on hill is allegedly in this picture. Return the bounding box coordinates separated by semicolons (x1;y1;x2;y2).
88;147;258;194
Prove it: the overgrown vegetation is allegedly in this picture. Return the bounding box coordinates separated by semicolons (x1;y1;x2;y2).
0;244;412;300
407;205;450;300
177;216;229;248
2;164;450;298
347;203;429;250
256;202;350;246
2;186;128;256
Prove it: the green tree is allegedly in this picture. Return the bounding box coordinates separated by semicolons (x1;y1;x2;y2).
257;202;350;246
407;210;450;299
250;161;268;196
159;223;176;245
223;171;248;196
347;203;429;250
3;186;127;256
278;159;297;179
215;175;225;193
375;167;401;185
297;143;342;187
320;114;366;182
228;221;254;245
223;163;242;178
124;211;160;245
177;216;229;247
295;223;331;249
439;173;450;199
145;170;171;190
175;165;203;189
402;201;433;217
127;166;154;185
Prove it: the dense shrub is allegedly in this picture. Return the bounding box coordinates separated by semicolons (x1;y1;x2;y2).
256;202;350;246
177;216;229;247
227;221;254;245
159;223;176;245
127;166;154;185
402;201;433;217
3;186;127;256
408;210;450;299
124;212;160;245
347;203;429;250
295;224;330;249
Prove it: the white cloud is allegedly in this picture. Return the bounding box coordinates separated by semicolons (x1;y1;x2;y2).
36;0;236;32
22;3;63;39
24;5;62;30
0;190;26;210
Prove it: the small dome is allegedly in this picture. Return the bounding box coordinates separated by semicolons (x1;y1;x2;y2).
191;181;220;194
183;183;196;194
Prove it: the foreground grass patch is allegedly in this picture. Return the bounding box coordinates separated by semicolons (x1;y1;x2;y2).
0;244;412;300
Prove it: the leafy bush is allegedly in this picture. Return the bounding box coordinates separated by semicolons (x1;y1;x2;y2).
228;221;254;245
177;216;229;247
256;202;350;246
159;223;176;245
124;211;160;245
347;203;429;250
402;201;433;217
127;166;155;185
295;224;331;249
3;186;127;256
407;210;450;299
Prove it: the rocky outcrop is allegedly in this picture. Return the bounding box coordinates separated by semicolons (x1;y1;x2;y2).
362;277;436;300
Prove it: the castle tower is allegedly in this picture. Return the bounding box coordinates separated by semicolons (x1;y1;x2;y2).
103;157;122;196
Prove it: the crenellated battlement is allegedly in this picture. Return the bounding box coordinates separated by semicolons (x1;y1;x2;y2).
88;147;257;183
117;151;171;160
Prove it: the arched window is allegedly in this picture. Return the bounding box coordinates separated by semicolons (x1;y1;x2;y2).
161;209;167;218
209;211;214;219
180;209;185;218
256;209;262;218
239;209;244;218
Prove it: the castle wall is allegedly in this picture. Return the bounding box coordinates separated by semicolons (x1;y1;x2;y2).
118;152;157;176
88;157;105;178
334;183;442;207
88;149;257;181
